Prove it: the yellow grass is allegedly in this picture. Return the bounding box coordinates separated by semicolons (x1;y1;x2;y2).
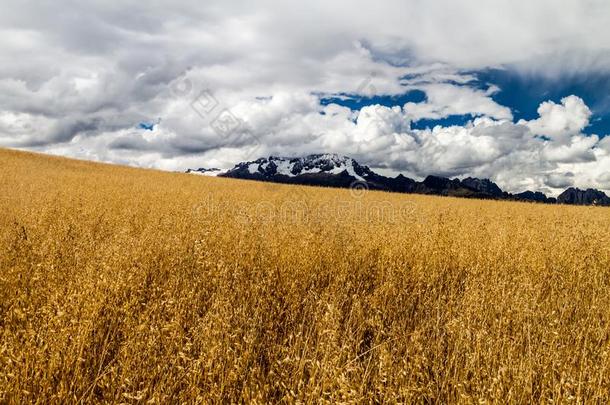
1;147;610;403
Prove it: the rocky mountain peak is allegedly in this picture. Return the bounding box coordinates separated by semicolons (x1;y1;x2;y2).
557;188;610;206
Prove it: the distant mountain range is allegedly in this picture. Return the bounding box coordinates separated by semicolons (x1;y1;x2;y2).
186;154;610;207
185;167;222;176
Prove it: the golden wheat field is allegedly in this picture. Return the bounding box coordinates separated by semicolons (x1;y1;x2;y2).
2;148;610;403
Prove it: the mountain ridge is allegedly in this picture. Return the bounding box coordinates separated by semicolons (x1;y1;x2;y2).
187;154;610;207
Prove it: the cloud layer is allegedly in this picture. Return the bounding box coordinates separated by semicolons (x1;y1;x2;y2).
0;0;609;195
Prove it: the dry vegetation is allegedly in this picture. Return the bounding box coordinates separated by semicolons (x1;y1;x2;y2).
2;148;610;403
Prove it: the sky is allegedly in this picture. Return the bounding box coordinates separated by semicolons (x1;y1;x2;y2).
1;0;610;195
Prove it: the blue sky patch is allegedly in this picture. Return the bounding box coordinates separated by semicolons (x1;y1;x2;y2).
411;114;476;130
321;69;610;137
472;68;610;136
320;90;426;110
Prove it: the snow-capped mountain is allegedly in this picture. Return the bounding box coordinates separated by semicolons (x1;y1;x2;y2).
186;154;610;206
226;154;369;181
185;167;222;176
219;154;419;192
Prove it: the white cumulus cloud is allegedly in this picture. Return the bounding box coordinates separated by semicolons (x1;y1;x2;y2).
0;0;608;195
523;96;592;142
